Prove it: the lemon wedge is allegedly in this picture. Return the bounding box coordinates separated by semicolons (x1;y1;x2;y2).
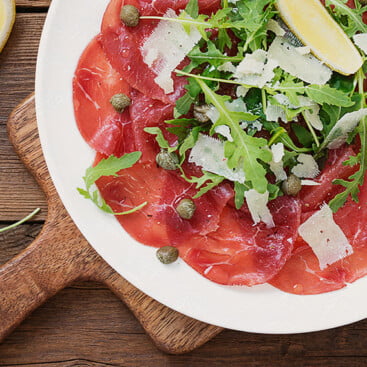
277;0;363;75
0;0;15;52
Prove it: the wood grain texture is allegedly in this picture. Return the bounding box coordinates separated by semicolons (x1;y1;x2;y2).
1;94;222;353
0;13;47;221
17;0;50;7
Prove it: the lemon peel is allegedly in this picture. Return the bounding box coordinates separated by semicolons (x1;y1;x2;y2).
277;0;363;75
0;0;15;52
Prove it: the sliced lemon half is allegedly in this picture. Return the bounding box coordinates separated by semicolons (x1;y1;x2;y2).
277;0;363;75
0;0;15;52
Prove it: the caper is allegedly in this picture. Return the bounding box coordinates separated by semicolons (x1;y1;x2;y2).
176;198;196;220
282;174;302;196
193;104;211;123
156;150;179;170
120;5;140;27
156;246;179;264
110;93;131;113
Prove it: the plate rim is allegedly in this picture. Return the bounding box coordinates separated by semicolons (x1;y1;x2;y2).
35;0;367;334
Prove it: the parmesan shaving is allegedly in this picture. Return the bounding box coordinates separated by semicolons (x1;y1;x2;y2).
218;62;237;73
141;9;201;94
298;204;353;270
291;154;319;179
268;37;332;85
215;125;233;142
234;50;278;88
265;104;287;123
266;19;286;37
301;180;321;186
327;109;367;149
269;143;287;182
296;46;311;55
304;104;323;131
189;134;245;183
236;86;250;98
244;189;275;228
353;33;367;54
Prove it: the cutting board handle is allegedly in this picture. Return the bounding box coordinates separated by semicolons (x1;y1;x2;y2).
0;93;222;353
0;220;80;340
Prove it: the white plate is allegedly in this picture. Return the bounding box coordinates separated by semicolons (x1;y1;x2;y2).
35;0;367;334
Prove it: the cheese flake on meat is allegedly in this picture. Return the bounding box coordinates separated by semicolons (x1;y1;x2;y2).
291;154;319;178
245;189;275;228
298;204;353;270
268;37;332;85
189;134;245;183
141;9;201;94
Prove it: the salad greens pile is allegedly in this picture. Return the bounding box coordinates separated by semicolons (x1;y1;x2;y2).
80;0;367;217
143;0;367;212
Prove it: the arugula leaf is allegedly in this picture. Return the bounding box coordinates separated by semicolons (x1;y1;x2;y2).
235;0;277;52
185;0;199;18
84;153;141;189
174;92;195;117
292;124;314;147
144;127;177;152
186;171;225;198
234;182;249;209
305;85;354;107
325;0;367;36
328;69;367;212
78;153;147;215
178;126;203;163
196;78;272;193
187;41;242;70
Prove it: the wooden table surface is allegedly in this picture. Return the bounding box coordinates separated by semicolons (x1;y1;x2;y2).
1;1;367;366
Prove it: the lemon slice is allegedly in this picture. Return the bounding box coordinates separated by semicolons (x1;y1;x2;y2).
0;0;15;52
277;0;363;75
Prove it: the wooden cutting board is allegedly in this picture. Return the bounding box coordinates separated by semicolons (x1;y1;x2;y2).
0;94;223;353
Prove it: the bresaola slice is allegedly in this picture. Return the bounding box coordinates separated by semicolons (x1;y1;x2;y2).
95;159;234;248
100;0;221;104
182;196;301;286
270;146;367;295
73;36;129;157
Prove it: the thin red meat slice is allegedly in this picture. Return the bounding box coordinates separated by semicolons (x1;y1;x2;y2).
73;35;129;156
100;0;221;104
128;90;175;162
269;181;367;294
181;196;301;286
299;146;358;212
96;159;234;248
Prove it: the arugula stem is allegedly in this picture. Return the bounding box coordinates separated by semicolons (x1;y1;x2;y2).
261;89;267;115
140;16;212;28
327;0;367;32
328;68;367;211
0;208;41;233
301;111;320;147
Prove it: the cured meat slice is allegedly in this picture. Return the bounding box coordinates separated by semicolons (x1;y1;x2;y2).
100;0;221;104
269;182;367;294
128;90;174;163
299;146;358;212
73;35;130;157
182;196;301;286
96;160;234;248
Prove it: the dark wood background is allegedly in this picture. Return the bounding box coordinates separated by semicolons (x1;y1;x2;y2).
1;1;367;366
